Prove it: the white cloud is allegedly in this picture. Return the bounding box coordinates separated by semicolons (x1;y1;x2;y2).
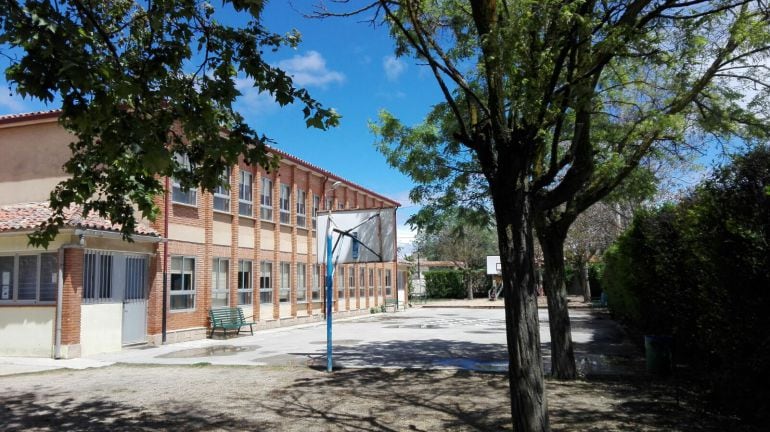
276;51;345;88
382;55;407;81
234;77;280;115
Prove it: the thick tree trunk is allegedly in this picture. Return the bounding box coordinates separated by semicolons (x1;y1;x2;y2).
536;223;578;380
466;271;474;300
493;188;549;432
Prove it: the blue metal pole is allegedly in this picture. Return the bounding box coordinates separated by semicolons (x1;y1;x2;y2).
325;224;334;372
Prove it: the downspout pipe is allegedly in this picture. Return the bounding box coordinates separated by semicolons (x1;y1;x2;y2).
54;246;64;359
162;176;170;343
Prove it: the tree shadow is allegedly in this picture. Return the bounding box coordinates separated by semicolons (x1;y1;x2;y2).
255;368;513;432
1;390;275;431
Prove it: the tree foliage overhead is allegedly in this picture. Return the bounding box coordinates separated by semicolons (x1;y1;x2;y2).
1;0;339;246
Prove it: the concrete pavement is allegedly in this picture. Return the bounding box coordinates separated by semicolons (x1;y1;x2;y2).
1;305;639;377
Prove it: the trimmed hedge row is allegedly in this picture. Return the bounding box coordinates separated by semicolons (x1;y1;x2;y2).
425;269;466;299
602;146;770;424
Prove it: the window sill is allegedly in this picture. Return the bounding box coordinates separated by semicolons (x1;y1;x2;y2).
172;201;198;209
213;209;232;216
0;302;56;306
169;307;196;313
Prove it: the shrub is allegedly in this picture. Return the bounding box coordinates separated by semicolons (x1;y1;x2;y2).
602;146;770;423
424;269;465;299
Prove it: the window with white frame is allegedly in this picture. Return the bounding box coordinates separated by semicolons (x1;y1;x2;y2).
171;153;197;205
378;269;383;297
279;262;290;302
238;260;253;306
312;194;320;229
296;189;307;228
296;262;306;302
213;167;231;212
359;266;365;297
259;261;272;306
312;265;321;301
0;253;57;303
337;266;345;300
83;251;114;303
325;197;333;211
385;269;392;296
260;177;273;221
239;171;253;217
369;268;374;297
280;184;291;224
211;258;229;307
338;201;345;210
170;256;195;310
348;266;355;298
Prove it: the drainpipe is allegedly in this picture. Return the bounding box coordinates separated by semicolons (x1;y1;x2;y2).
162;176;170;343
54;246;64;359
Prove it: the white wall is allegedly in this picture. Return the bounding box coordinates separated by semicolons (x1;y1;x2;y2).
80;303;122;356
0;307;55;357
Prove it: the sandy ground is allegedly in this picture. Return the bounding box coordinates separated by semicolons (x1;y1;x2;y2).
0;363;752;432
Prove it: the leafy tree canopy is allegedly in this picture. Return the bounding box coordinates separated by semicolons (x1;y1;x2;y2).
1;0;339;246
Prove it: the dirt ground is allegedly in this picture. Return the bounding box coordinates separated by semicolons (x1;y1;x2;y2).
0;363;753;431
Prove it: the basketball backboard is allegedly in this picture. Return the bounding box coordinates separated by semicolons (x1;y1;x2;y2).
316;208;397;264
486;256;501;275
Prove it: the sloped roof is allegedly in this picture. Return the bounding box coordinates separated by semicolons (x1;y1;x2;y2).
0;202;159;237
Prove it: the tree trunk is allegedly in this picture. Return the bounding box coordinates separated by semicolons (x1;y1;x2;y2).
466;271;474;300
493;188;550;432
536;222;578;380
579;259;591;302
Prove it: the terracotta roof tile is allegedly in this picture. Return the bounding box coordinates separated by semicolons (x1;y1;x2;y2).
0;202;159;237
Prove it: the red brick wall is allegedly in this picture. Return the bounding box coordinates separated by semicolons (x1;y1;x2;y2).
61;248;83;345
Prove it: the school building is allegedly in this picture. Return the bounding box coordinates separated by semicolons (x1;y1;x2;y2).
0;110;403;358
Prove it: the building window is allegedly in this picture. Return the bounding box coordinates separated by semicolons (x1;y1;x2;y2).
259;261;273;307
211;258;229;308
296;263;306;302
83;251;114;303
325;197;333;211
359;266;366;297
348;266;355;298
312;265;321;301
0;253;57;303
170;256;195;310
369;269;374;297
279;262;290;303
337;266;345;300
260;177;273;221
378;269;383;297
213;167;231;212
385;269;392;296
280;184;291;225
171;153;197;205
312;194;320;229
338;201;345;210
239;171;253;217
296;189;307;228
238;260;253;306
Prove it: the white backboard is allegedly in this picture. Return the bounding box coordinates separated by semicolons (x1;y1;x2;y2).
316;208;397;264
486;256;501;275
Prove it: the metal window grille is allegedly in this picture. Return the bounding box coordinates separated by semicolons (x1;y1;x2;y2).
83;251;114;303
124;256;148;302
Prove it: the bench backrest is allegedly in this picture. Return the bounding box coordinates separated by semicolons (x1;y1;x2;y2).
209;307;243;325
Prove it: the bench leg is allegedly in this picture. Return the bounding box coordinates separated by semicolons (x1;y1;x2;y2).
249;324;254;336
210;327;215;338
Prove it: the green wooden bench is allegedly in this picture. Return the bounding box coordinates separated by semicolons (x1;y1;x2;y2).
384;298;398;312
208;307;255;339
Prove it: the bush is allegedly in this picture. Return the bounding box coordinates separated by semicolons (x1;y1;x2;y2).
602;146;770;423
424;269;466;299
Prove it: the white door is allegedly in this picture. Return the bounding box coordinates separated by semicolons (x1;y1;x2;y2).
121;256;148;345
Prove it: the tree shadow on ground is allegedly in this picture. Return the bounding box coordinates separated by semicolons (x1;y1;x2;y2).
0;390;275;431
255;367;513;432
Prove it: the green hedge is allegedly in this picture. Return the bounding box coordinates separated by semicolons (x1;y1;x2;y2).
602;146;770;424
425;269;466;299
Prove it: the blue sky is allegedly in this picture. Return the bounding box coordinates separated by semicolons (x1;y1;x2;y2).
0;3;442;254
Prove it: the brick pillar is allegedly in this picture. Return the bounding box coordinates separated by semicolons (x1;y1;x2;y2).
272;171;280;320
60;247;84;357
253;167;261;321
203;190;213;318
290;165;297;317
